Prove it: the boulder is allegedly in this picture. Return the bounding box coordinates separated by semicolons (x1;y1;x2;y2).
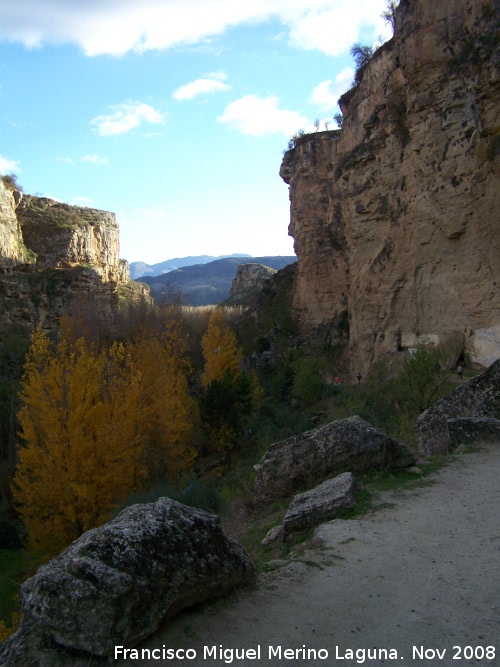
254;415;416;501
283;472;358;539
0;499;255;663
447;417;500;447
416;360;500;456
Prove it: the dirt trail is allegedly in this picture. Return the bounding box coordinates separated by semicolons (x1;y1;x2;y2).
116;445;500;667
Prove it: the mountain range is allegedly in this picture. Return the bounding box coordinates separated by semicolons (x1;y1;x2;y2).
129;254;252;280
137;255;296;306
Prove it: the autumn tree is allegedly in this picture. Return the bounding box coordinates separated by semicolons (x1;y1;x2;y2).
201;309;243;387
130;323;197;486
200;309;254;457
14;330;146;557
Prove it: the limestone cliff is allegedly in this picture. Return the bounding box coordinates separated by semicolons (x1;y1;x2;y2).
281;0;499;376
227;263;277;306
0;179;143;331
0;182;31;270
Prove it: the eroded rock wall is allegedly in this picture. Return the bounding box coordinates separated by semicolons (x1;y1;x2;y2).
0;180;31;270
281;0;500;376
0;181;142;331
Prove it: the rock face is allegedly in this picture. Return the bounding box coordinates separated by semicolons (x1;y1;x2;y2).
254;415;416;501
282;472;358;539
416;360;500;456
16;195;127;283
0;181;31;270
280;0;500;377
447;416;500;447
0;180;143;331
0;499;256;663
228;263;276;305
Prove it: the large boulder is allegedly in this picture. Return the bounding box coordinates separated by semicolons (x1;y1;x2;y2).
0;499;255;663
254;415;416;501
416;360;500;456
283;472;359;539
447;417;500;448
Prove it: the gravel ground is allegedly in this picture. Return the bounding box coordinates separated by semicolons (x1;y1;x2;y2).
115;444;500;667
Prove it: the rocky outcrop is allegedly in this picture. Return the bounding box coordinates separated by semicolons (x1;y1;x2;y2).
0;499;256;664
281;0;500;377
0;180;32;270
282;472;358;539
416;360;500;456
16;195;127;283
228;263;276;305
0;181;144;332
254;415;416;501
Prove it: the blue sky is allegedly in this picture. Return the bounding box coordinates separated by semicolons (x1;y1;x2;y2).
0;1;391;264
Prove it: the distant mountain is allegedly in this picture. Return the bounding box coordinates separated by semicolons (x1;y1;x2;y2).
129;254;251;280
138;256;296;306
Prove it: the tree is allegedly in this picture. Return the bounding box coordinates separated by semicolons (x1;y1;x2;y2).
14;331;146;557
381;0;399;33
201;309;243;387
130;328;197;486
350;43;374;82
200;309;254;458
396;345;451;413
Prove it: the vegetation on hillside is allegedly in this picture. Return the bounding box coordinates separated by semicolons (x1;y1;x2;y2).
0;280;476;638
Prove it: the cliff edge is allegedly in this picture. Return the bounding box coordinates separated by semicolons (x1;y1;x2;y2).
281;0;499;376
0;179;143;330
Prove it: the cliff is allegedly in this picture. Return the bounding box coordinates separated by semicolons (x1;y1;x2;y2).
281;0;499;376
0;179;142;331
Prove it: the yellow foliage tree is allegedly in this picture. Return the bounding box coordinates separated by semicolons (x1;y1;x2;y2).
14;331;146;557
130;329;197;486
201;309;243;387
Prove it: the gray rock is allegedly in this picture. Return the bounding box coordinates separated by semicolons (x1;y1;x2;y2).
261;525;284;546
254;415;416;501
448;416;500;447
283;472;358;539
416;360;500;456
0;499;255;663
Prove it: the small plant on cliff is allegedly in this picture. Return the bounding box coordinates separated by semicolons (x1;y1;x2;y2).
334;113;344;128
1;174;23;192
350;43;375;83
381;0;399;33
286;129;306;151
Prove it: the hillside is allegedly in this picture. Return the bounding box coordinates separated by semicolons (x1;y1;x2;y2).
138;256;296;306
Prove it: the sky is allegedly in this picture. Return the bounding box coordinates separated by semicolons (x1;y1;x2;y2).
0;1;392;265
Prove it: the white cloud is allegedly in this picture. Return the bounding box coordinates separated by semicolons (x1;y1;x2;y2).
81;154;108;165
310;67;355;110
217;94;309;137
91;101;165;137
56;156;75;165
173;73;230;101
0;1;392;57
0;154;20;174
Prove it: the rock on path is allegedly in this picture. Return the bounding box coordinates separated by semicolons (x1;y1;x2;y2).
119;445;500;667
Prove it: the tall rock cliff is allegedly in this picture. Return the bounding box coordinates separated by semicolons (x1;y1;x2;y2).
0;179;142;331
281;0;499;376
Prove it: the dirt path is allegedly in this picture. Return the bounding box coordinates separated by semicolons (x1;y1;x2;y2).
116;445;500;667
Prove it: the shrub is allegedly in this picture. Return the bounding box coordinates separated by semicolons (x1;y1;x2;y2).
1;174;23;192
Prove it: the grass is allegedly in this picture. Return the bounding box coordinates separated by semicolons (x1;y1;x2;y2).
224;452;452;570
